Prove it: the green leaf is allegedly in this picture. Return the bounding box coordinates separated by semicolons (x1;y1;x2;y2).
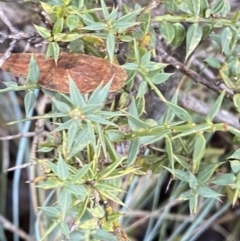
98;190;126;207
197;163;221;183
202;24;212;39
178;2;192;14
127;139;140;166
115;8;141;25
228;149;240;160
122;63;138;70
211;0;230;16
204;57;221;69
67;121;79;150
153;73;172;84
46;42;60;64
231;10;240;23
166;102;192;122
74;197;88;225
173;124;210;139
27;55;40;83
60;223;70;238
127;99;149;130
171;23;186;48
40;206;60;218
230;160;240;173
70;129;91;158
39;222;59;241
66;14;79;31
159;21;175;44
87;114;117;126
219;70;236;89
140;52;151;65
196;185;222;198
57;155;70;180
189;172;198;188
108;7;118;21
88;81;111;106
91;229;118;241
88;206;105;218
138;129;171;145
63;0;72;7
53;18;64;34
107;33;115;63
79;219;98;229
24;91;37;116
69;77;86;107
165;135;174;170
86;121;96;150
52;42;60;63
73;164;91;182
2;81;18;88
189;194;198;214
139;12;151;34
52;5;64;18
179;190;192;200
233;94;240;112
58;33;82;42
82;22;105;31
7;112;67;125
115;21;139;30
64;183;87;197
221;27;232;55
174;154;190;169
186;0;200;17
137;81;148;97
164;167;189;182
59;189;72;216
94;182;123;193
200;0;209;16
164;0;177;13
105;136;120;162
186;23;202;60
40;2;52;14
193;134;205;173
96;123;107;156
52;98;70;113
34;24;51;39
206;91;225;122
97;158;125;180
133;38;140;63
100;0;109;19
211;173;236;185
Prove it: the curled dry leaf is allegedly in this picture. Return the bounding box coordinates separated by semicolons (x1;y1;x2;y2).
0;52;127;93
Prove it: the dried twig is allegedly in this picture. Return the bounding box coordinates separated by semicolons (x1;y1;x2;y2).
0;214;35;241
0;7;19;66
179;93;240;128
0;130;48;141
154;28;235;99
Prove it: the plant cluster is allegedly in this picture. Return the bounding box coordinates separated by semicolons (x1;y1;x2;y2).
1;0;240;240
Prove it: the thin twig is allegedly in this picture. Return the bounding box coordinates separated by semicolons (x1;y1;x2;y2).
0;214;35;241
0;130;48;141
154;28;235;99
179;93;240;128
0;7;19;66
